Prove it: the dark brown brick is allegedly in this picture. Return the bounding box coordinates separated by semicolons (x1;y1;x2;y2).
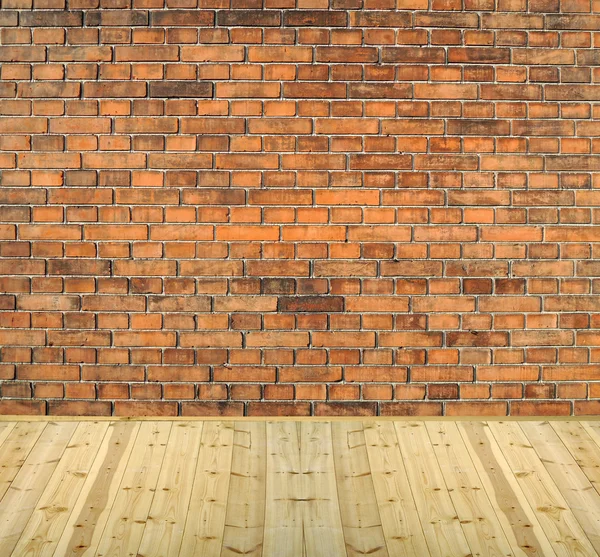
218;10;281;26
20;11;83;26
278;296;344;312
284;11;347;27
149;81;213;98
152;10;214;26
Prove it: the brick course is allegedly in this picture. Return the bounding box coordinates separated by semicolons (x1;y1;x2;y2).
0;1;600;417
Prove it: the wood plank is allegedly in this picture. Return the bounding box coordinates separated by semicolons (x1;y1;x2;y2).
489;421;595;556
0;422;16;452
332;421;388;557
425;421;514;557
300;422;347;557
0;421;46;502
263;421;303;557
581;421;600;451
53;421;141;557
457;421;556;557
10;421;110;557
221;421;267;557
363;421;429;557
394;421;471;557
95;421;172;557
136;421;204;557
180;421;235;556
552;422;600;498
0;421;77;555
520;420;600;554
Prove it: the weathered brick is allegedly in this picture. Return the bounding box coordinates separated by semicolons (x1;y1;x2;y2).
20;11;83;26
284;11;347;27
0;2;596;418
84;82;147;98
218;10;281;26
18;82;80;98
86;10;148;26
152;10;214;26
149;82;213;98
278;296;344;312
382;47;445;63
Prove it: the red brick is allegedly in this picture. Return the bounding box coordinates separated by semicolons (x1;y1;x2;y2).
511;401;571;416
445;402;508;416
0;400;46;414
0;4;596;418
284;11;347;27
114;401;177;416
49;400;111;416
314;402;378;416
182;402;244;417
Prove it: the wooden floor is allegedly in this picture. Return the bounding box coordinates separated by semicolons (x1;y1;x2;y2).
1;421;600;556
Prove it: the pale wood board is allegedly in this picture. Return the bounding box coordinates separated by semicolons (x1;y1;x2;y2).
581;421;600;451
520;420;600;554
135;421;204;557
2;420;600;556
221;421;267;557
553;421;600;499
0;421;46;502
179;421;235;556
0;422;16;453
95;421;172;557
394;421;472;556
263;421;303;557
0;421;77;555
363;420;430;556
10;421;110;557
488;421;595;556
331;420;389;556
457;421;557;557
52;421;141;557
300;421;347;556
425;421;514;557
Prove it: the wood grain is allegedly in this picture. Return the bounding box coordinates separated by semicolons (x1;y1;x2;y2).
0;419;599;557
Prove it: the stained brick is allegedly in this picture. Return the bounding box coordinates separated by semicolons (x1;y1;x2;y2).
20;11;83;26
218;10;281;26
149;82;213;98
278;296;344;312
284;11;347;27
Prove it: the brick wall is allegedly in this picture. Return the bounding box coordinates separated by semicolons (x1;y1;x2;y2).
0;1;599;417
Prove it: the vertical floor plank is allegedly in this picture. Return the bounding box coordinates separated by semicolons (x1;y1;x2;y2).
520;420;600;554
135;421;203;557
10;421;110;557
553;421;600;497
425;421;514;557
180;421;235;556
95;421;172;557
300;421;347;557
332;421;389;557
488;421;595;556
263;421;303;557
581;421;600;451
52;421;141;557
0;422;46;502
0;422;16;452
0;421;77;556
363;421;430;557
394;421;472;557
221;421;267;557
458;422;557;557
